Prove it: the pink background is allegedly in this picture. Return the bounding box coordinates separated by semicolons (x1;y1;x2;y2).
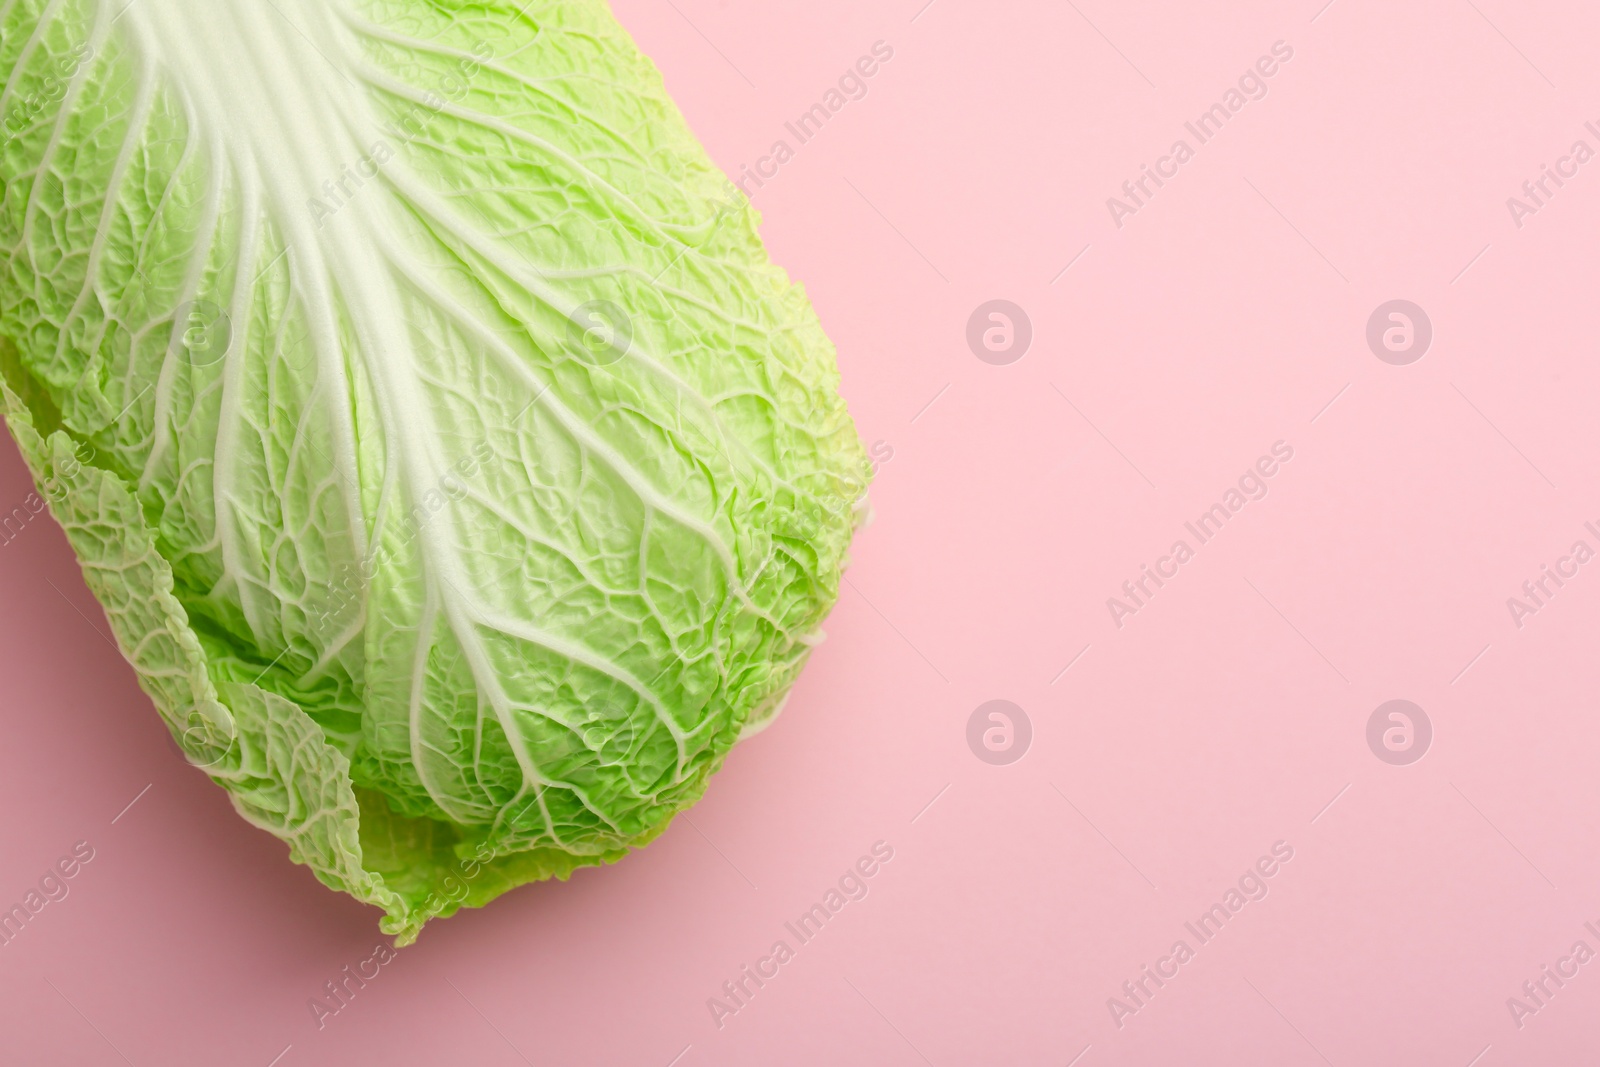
4;1;1600;1063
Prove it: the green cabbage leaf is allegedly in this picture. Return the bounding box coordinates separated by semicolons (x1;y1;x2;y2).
0;0;867;943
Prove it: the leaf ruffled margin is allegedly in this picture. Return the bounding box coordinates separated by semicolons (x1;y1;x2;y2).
1;361;661;944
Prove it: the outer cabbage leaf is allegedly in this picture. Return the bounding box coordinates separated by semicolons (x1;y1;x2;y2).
0;0;868;942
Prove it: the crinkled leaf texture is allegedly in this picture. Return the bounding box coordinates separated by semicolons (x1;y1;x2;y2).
0;0;867;943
